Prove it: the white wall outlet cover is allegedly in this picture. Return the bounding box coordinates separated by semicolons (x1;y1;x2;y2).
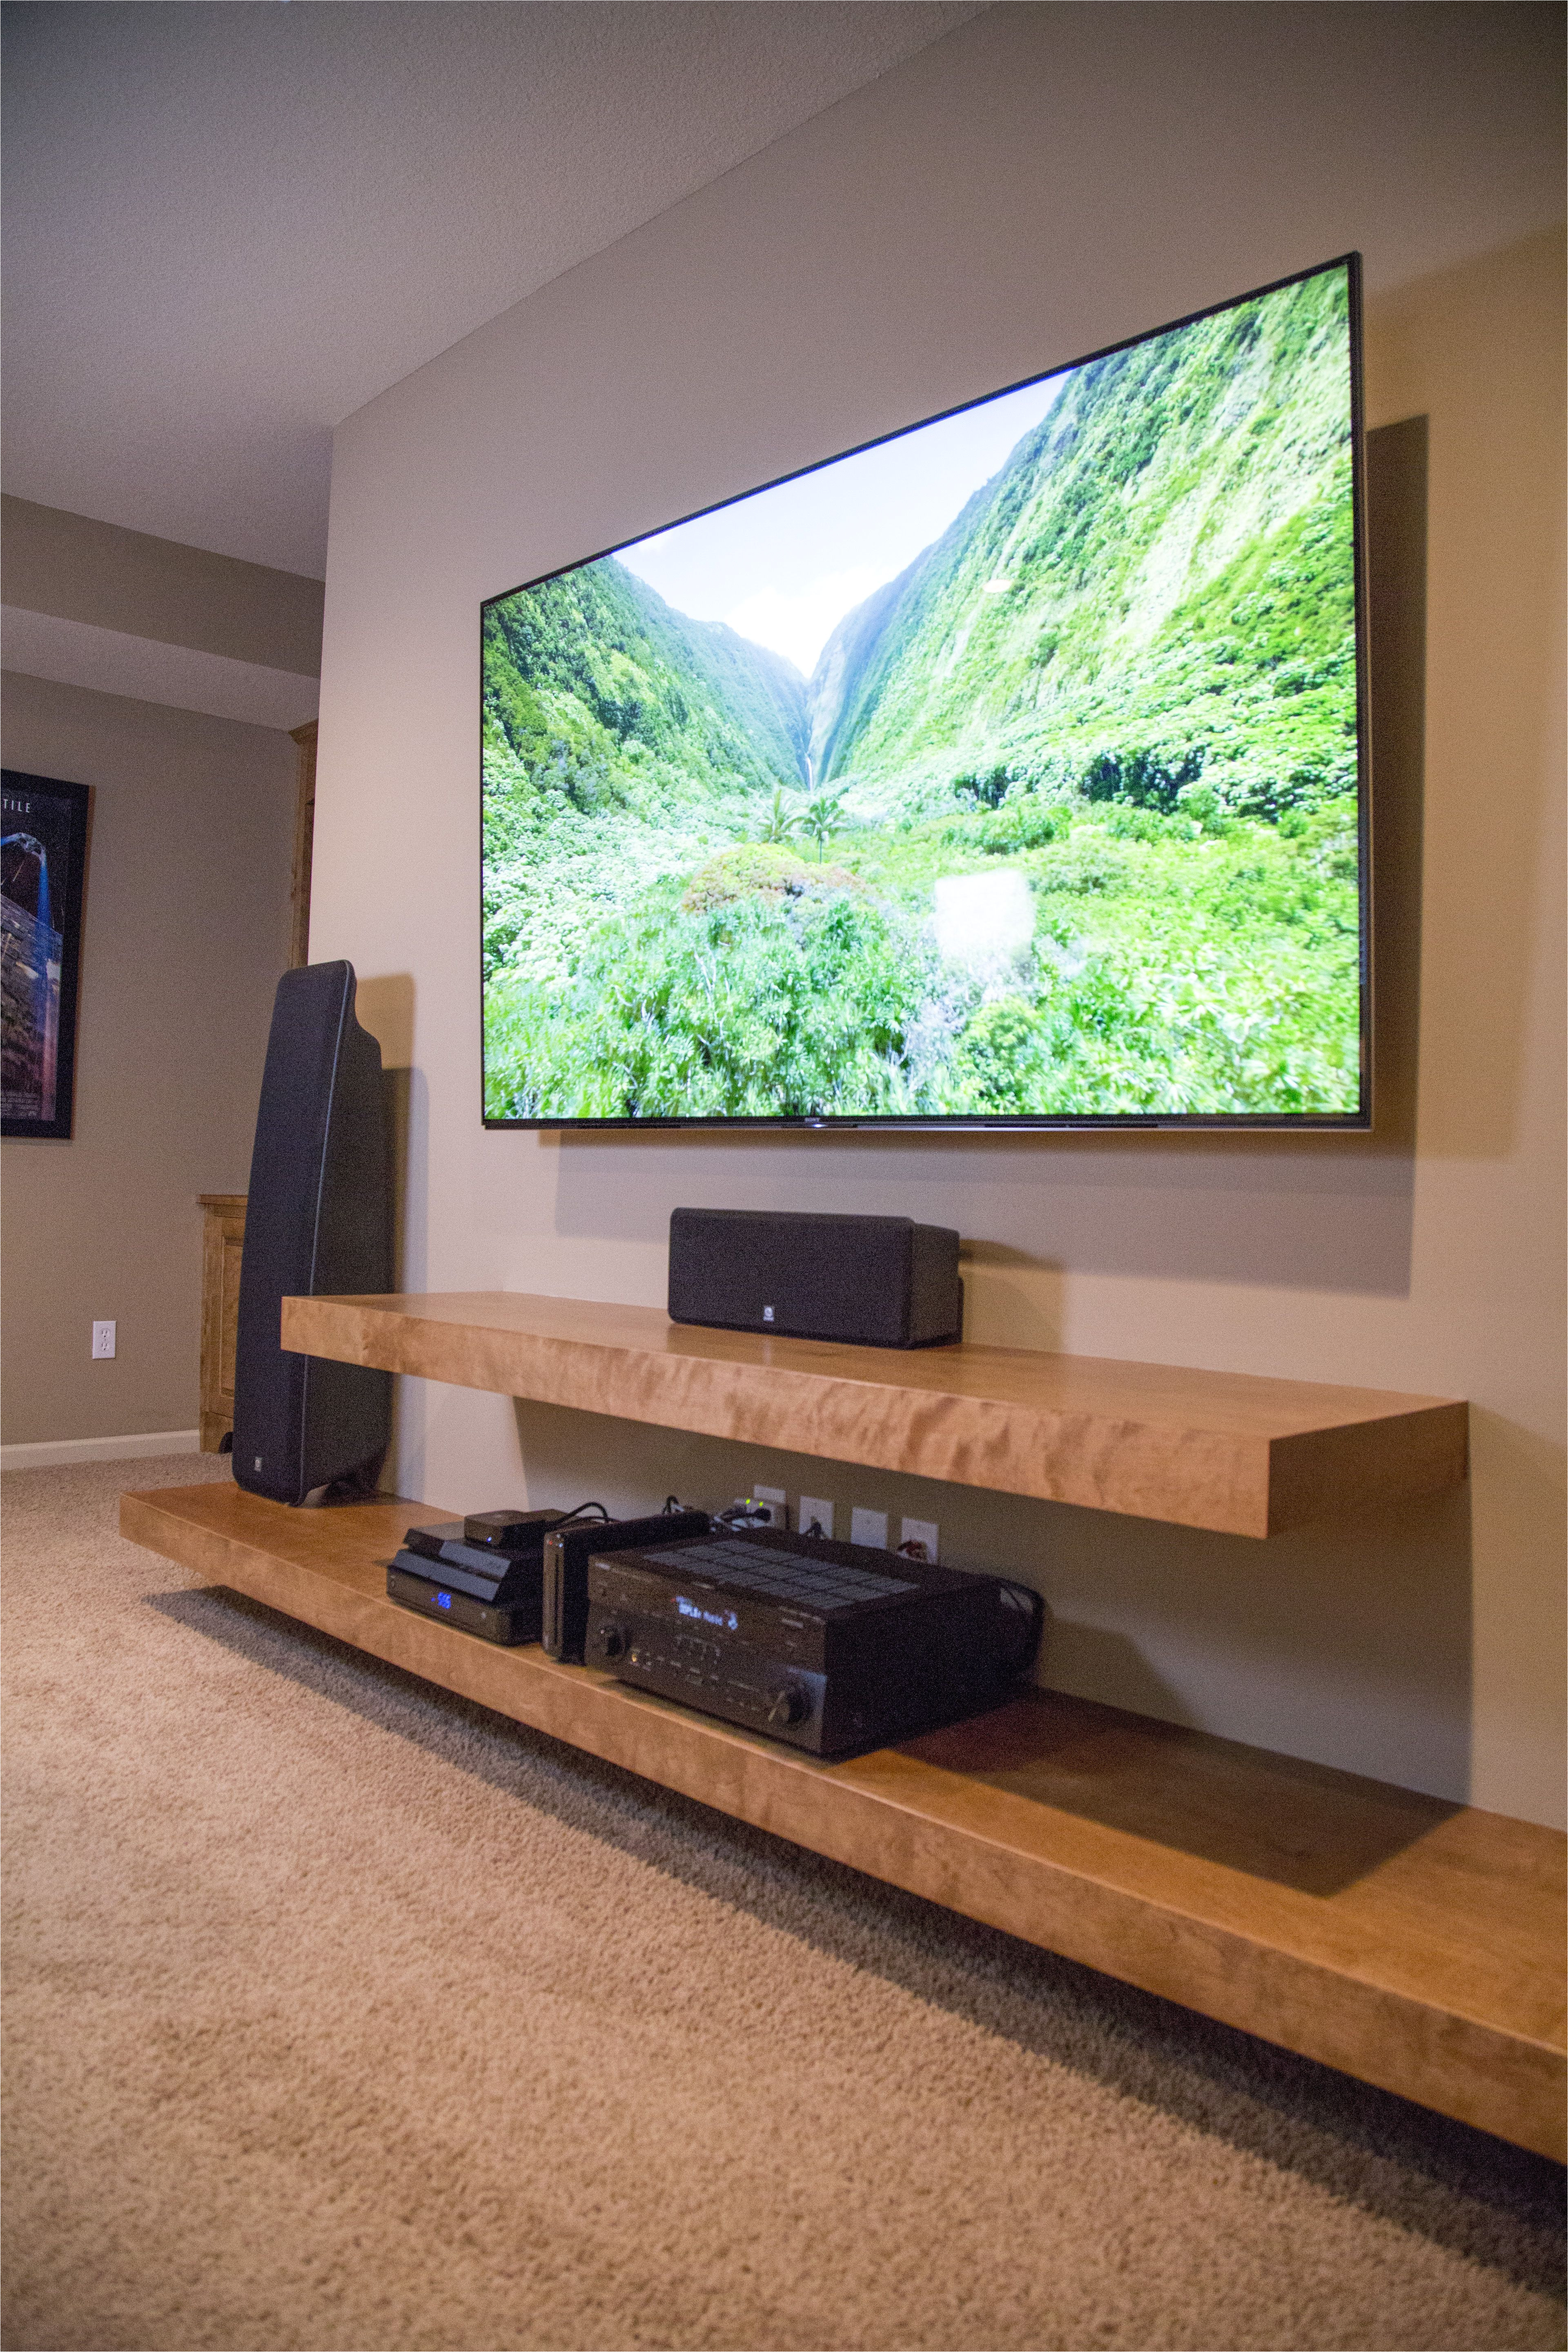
91;1320;116;1359
900;1517;939;1563
850;1507;889;1550
731;1492;785;1528
799;1495;834;1538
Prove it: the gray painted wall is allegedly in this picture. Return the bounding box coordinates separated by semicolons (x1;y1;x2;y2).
314;7;1564;1823
2;497;323;673
0;671;293;1443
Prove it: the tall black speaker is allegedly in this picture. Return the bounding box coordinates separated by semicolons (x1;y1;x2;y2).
233;961;393;1504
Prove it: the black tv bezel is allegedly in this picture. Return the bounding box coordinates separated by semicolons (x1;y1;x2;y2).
481;251;1371;1135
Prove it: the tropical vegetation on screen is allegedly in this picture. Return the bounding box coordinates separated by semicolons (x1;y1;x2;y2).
482;261;1363;1123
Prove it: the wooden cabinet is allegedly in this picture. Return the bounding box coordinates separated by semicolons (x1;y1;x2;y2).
198;1194;246;1451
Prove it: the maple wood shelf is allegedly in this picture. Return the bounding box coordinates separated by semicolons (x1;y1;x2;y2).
280;1291;1468;1539
121;1480;1563;2158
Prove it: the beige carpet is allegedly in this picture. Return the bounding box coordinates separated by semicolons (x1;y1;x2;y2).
2;1457;1562;2352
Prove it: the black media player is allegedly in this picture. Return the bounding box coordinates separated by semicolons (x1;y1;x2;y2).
386;1508;572;1644
584;1527;1042;1755
385;1559;541;1644
401;1514;565;1601
387;1503;711;1651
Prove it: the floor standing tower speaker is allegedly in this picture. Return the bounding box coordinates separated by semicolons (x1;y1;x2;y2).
233;960;393;1503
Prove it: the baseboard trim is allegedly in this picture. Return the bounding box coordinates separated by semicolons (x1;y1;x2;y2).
1;1429;202;1470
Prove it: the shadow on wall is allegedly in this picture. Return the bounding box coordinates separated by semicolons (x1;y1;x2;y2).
381;1065;428;1294
505;1390;1474;1806
1364;414;1429;1163
350;971;424;1295
956;1241;1063;1349
552;418;1430;1303
1373;231;1565;1167
1029;1473;1472;1807
353;969;427;1496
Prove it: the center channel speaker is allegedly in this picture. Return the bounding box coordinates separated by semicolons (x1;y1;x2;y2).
233;961;393;1504
668;1207;962;1348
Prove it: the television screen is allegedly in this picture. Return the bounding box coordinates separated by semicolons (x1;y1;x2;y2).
482;254;1368;1128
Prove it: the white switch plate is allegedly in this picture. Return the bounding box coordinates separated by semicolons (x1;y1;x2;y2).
91;1320;116;1360
798;1495;834;1539
899;1517;939;1563
850;1507;889;1550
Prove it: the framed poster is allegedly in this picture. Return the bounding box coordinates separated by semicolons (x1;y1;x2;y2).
2;768;89;1139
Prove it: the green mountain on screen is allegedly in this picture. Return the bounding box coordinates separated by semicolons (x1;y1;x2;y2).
481;263;1362;1122
806;264;1356;819
484;556;808;816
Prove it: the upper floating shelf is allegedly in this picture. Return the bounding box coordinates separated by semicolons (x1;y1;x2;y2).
281;1291;1467;1539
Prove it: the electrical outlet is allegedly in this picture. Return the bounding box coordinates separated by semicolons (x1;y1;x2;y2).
798;1494;834;1539
899;1517;939;1564
91;1320;116;1360
728;1491;786;1529
850;1506;888;1550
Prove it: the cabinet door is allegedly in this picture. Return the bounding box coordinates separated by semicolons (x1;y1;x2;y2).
199;1196;247;1451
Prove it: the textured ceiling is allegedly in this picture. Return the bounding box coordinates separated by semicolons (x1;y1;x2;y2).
2;1;978;577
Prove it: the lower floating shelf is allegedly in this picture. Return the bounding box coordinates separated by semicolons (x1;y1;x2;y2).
121;1480;1565;2161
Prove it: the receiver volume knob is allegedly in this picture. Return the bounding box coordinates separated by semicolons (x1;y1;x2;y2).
598;1623;626;1658
766;1683;808;1728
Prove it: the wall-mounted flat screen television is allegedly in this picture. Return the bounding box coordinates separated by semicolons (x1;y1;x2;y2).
482;254;1368;1129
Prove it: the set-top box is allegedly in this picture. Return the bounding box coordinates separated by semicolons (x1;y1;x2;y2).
584;1527;1042;1756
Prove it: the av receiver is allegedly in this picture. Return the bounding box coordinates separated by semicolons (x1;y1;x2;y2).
584;1527;1042;1756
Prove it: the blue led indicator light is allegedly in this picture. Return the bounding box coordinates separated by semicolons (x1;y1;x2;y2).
436;1591;452;1609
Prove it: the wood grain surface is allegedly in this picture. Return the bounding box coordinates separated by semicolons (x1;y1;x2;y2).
122;1479;1562;2158
197;1195;246;1454
279;1291;1468;1537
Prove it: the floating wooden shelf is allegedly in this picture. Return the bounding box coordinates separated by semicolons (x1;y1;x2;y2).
281;1291;1468;1539
122;1480;1563;2159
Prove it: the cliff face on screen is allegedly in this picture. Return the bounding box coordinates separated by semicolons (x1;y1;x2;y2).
481;264;1361;1122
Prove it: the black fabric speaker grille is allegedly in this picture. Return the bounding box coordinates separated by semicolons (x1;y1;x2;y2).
233;962;392;1503
668;1207;961;1348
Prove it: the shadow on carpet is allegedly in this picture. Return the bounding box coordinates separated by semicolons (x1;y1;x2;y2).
149;1580;1567;2307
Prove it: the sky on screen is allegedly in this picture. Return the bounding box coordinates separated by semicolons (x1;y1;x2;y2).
615;370;1068;678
